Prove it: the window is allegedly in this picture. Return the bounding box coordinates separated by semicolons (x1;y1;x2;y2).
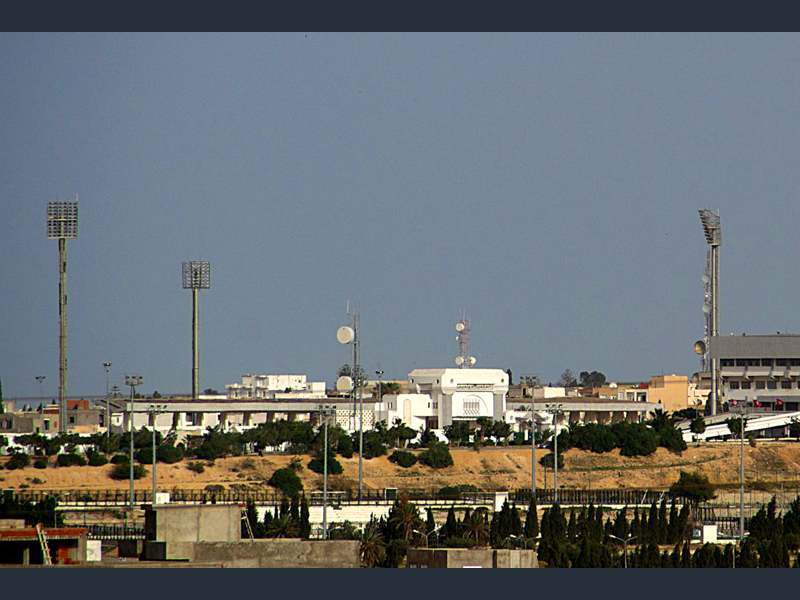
44;420;50;431
748;359;761;367
761;359;773;367
756;381;766;389
741;381;751;389
791;359;800;367
69;416;75;424
777;359;789;367
736;359;748;367
721;359;735;367
781;380;792;389
767;381;777;390
729;381;740;390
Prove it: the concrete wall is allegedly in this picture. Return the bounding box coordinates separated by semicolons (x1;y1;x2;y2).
147;539;360;567
145;505;241;544
407;548;538;568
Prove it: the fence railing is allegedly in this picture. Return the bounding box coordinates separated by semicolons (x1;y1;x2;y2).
87;524;144;540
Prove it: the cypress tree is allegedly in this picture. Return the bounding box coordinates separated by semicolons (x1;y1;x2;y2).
567;508;577;542
279;497;290;518
680;541;692;568
647;501;659;543
593;507;605;542
511;503;522;537
613;506;629;539
676;504;690;542
670;543;681;568
667;499;679;544
290;495;300;528
640;512;649;545
425;507;437;546
299;496;311;538
524;499;539;539
443;506;458;540
630;509;641;540
658;498;668;545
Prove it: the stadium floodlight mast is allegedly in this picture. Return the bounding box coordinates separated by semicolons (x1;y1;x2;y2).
47;199;78;432
103;363;112;443
545;403;564;503
337;305;363;500
699;209;721;416
182;261;210;399
35;375;46;400
125;374;143;513
147;404;167;503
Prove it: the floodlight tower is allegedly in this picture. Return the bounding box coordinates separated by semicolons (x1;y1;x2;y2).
47;199;78;433
699;209;721;416
182;261;210;399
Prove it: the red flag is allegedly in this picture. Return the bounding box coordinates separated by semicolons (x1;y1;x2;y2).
753;400;761;407
776;398;784;407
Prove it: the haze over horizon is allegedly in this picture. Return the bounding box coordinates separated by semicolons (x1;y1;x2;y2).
3;33;800;398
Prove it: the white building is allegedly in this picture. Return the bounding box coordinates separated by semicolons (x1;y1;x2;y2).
226;374;326;400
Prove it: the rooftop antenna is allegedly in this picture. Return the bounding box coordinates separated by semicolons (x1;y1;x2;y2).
455;310;476;368
47;197;78;433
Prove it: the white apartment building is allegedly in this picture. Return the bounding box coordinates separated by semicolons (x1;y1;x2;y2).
226;374;326;400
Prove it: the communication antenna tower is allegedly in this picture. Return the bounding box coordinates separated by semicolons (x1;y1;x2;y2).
455;310;475;368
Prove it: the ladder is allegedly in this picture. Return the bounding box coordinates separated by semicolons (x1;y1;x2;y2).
36;523;53;566
241;506;254;541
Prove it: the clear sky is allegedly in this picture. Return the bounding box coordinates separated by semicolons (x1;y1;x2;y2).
3;32;800;398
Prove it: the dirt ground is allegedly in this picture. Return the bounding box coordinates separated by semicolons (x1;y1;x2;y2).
3;441;800;494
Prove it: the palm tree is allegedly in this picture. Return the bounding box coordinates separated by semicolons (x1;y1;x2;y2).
389;493;424;541
462;508;490;546
266;513;298;538
360;519;386;567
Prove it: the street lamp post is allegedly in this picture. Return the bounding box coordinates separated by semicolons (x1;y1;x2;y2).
731;400;749;545
35;376;46;402
148;404;167;503
608;534;636;568
103;363;112;444
546;403;564;503
125;374;143;514
412;524;443;548
318;404;334;539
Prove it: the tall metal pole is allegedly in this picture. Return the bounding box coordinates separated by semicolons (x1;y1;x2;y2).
553;409;559;504
323;406;329;539
356;313;363;501
740;403;746;542
58;238;68;432
103;363;112;444
710;243;719;416
192;288;199;399
129;385;135;512
152;414;157;502
531;392;536;500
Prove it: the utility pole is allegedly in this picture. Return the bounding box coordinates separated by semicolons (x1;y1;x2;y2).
103;363;112;445
125;374;143;515
546;403;564;503
148;404;166;503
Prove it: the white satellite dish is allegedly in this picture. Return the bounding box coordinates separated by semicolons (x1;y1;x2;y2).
336;326;355;344
336;376;353;392
456;322;465;332
702;303;712;314
694;340;707;355
455;356;465;366
701;274;711;284
468;356;476;366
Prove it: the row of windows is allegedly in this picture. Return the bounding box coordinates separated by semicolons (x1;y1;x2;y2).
727;379;794;390
720;358;800;367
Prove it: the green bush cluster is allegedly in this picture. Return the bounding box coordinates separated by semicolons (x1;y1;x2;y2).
388;450;417;468
267;468;304;498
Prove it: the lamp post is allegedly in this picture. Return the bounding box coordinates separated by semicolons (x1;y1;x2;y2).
731;400;749;545
125;374;143;514
608;534;636;568
318;404;334;540
546;403;564;503
103;363;112;444
148;404;167;503
376;369;384;408
412;524;443;548
35;375;46;401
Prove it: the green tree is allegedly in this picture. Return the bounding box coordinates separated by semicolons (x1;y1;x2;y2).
670;471;716;506
299;497;311;538
524;499;539;539
557;369;577;388
267;467;304;497
443;421;472;447
726;416;746;439
337;364;367;388
388;494;424;542
579;371;607;388
690;415;706;435
307;450;344;475
267;513;298;538
418;442;454;469
462;508;490;546
360;518;386;567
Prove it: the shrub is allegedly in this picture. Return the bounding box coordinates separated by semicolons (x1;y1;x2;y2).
6;453;31;470
135;447;154;465
288;456;303;472
540;452;564;469
33;459;48;469
56;453;87;467
670;470;716;505
157;444;185;464
31;477;43;485
111;454;129;464
437;484;478;498
187;461;206;474
388;450;418;468
110;462;146;480
308;452;344;475
418;442;454;469
268;467;304;497
88;454;109;467
336;435;354;459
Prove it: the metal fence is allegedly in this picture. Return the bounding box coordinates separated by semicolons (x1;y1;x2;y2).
511;488;674;506
87;524;145;540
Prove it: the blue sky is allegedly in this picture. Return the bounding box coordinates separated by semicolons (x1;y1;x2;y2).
3;32;800;398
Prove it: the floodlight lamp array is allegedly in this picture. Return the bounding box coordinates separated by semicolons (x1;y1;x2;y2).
698;209;721;246
47;201;78;239
182;261;211;289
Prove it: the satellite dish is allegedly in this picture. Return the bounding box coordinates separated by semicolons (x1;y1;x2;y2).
456;322;465;332
468;356;476;366
701;274;711;284
694;340;707;355
702;303;712;314
455;356;465;366
336;376;353;392
336;326;355;344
